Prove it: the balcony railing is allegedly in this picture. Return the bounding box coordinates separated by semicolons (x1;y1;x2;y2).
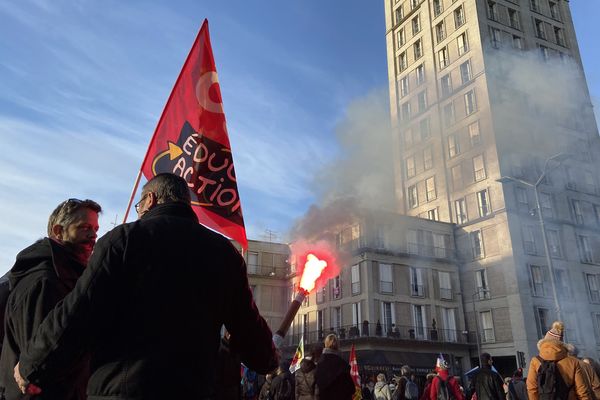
247;264;289;278
282;323;474;347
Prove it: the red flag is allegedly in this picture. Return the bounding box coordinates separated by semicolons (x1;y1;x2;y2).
140;19;248;248
349;343;361;387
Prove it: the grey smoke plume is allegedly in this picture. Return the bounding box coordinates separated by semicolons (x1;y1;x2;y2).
290;88;394;241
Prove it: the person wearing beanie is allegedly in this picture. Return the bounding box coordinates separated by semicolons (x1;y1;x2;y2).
506;368;528;400
429;355;464;400
527;321;593;400
566;343;600;400
471;353;505;400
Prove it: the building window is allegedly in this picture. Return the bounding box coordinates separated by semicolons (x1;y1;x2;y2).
423;146;433;170
554;269;570;299
578;235;593;264
587;274;600;303
535;19;546;39
426;176;437;201
539;45;549;61
394;5;404;24
247;251;259;274
400;76;409;97
488;1;499;21
404;128;413;147
594;205;600;226
530;0;540;13
428;208;439;221
441;74;452;96
401;102;411;121
332;275;342;299
438;47;449;69
433;233;446;257
536;307;549;339
477;189;491;216
414;39;423;59
411;267;425;297
412;15;421;35
540;192;553;218
352;302;362;329
571;200;584;224
443;102;455;126
476;269;490;299
442;308;457;341
530;264;545;296
406;156;416;178
399;52;408;72
481;311;495;342
410;0;420;10
439;271;452;300
420;118;430;140
471;230;484;259
417;90;427;113
468;121;481;145
490;27;502;48
317;309;324;337
332;306;342;330
454;5;465;28
448;134;460;158
351;264;360;294
554;27;565;46
473;155;486;182
316;286;326;303
460;60;472;84
523;226;537;254
380;263;393;293
457;32;469;56
451;165;463;190
455;198;467;224
547;230;561;258
549;1;560;20
436;22;446;43
397;28;406;49
465;90;477;115
413;304;427;339
433;0;443;17
407;229;419;254
302;313;309;337
408;185;418;208
415;64;425;85
512;35;523;50
508;9;520;29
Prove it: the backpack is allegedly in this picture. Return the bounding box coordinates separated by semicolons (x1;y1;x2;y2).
437;377;456;400
274;376;292;400
536;356;571;400
402;377;419;400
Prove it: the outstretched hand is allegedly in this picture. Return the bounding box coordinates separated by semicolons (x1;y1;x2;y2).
13;363;42;395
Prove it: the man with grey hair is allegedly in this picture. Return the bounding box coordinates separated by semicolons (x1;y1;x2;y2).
0;198;101;399
15;173;277;399
566;343;600;400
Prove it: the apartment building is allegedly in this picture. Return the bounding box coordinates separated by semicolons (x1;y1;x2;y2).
384;0;600;370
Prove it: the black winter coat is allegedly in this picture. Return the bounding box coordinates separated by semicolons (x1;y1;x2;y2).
18;203;277;399
473;366;505;400
0;238;89;400
315;349;356;400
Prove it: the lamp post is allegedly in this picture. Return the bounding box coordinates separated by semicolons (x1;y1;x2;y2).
497;152;569;322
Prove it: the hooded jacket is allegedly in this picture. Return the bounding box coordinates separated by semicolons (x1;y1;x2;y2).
17;203;277;399
315;349;356;400
296;358;318;400
0;238;89;400
429;370;464;400
527;338;592;400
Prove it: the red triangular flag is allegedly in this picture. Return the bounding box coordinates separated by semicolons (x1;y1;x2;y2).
140;19;247;248
349;343;361;387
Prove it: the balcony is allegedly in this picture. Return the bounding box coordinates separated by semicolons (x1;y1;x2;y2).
280;322;475;348
246;264;289;278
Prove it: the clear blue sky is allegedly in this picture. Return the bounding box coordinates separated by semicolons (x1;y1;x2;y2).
0;1;598;274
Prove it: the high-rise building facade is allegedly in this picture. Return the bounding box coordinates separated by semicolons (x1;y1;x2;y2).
384;0;600;368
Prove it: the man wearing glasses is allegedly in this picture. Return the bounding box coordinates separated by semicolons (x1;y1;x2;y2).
15;173;277;399
0;198;101;399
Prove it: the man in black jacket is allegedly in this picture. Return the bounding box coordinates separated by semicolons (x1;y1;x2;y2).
0;198;102;399
472;353;506;400
15;173;278;399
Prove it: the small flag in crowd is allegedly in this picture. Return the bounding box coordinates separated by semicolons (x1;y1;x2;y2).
289;335;304;374
350;344;362;400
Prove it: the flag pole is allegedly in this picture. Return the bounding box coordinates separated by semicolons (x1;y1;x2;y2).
122;169;143;223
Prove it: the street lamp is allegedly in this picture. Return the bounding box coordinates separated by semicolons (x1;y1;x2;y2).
497;152;570;322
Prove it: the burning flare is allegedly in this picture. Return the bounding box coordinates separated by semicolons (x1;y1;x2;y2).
299;253;327;293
